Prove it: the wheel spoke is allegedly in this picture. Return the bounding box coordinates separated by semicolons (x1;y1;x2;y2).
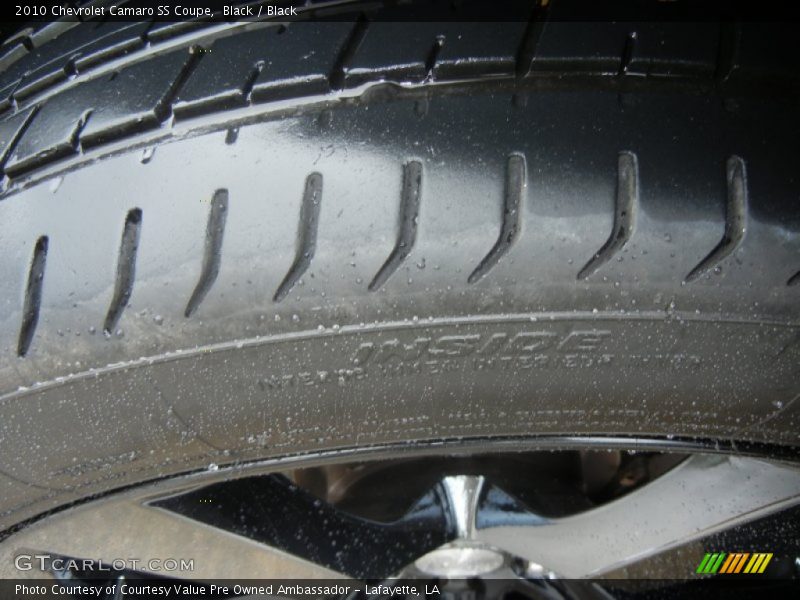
440;475;485;540
476;454;800;577
0;494;347;580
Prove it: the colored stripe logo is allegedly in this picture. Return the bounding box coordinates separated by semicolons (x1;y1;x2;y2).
696;552;773;574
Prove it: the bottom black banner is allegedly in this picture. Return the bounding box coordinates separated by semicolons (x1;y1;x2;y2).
2;578;799;600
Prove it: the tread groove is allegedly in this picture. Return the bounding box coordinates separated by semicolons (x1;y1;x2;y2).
578;151;638;280
153;46;205;122
63;56;78;77
70;109;93;152
17;236;48;357
515;2;548;78
242;60;266;102
273;173;323;303
369;160;422;292
328;16;368;90
619;32;637;76
468;154;526;284
185;189;229;317
103;208;142;335
715;22;741;81
685;156;748;282
0;105;39;175
425;36;445;79
786;271;800;287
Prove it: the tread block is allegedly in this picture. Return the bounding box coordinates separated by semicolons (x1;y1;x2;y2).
5;49;194;175
4;86;86;175
526;0;715;76
0;106;36;170
0;42;28;73
11;22;151;101
5;81;93;175
2;49;68;100
430;0;531;79
80;49;196;146
0;80;19;114
29;21;77;48
523;0;627;73
529;20;630;73
433;21;529;79
80;50;193;146
344;21;443;86
147;19;213;44
530;20;719;77
71;22;151;73
173;27;275;118
4;33;71;83
12;60;70;102
729;23;800;81
251;21;354;102
175;22;354;117
627;23;720;77
340;1;533;83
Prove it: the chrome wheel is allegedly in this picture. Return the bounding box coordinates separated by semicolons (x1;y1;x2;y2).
1;438;799;598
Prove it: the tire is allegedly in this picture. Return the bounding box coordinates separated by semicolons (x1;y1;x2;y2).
0;1;799;533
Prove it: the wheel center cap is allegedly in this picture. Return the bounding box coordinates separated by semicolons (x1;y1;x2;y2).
414;546;506;578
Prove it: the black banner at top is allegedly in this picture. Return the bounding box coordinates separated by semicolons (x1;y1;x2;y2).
5;0;800;24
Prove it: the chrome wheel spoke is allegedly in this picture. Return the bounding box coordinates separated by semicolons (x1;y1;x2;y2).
476;454;800;577
439;475;485;540
0;494;347;580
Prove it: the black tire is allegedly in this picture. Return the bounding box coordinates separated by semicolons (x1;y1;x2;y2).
1;1;799;532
